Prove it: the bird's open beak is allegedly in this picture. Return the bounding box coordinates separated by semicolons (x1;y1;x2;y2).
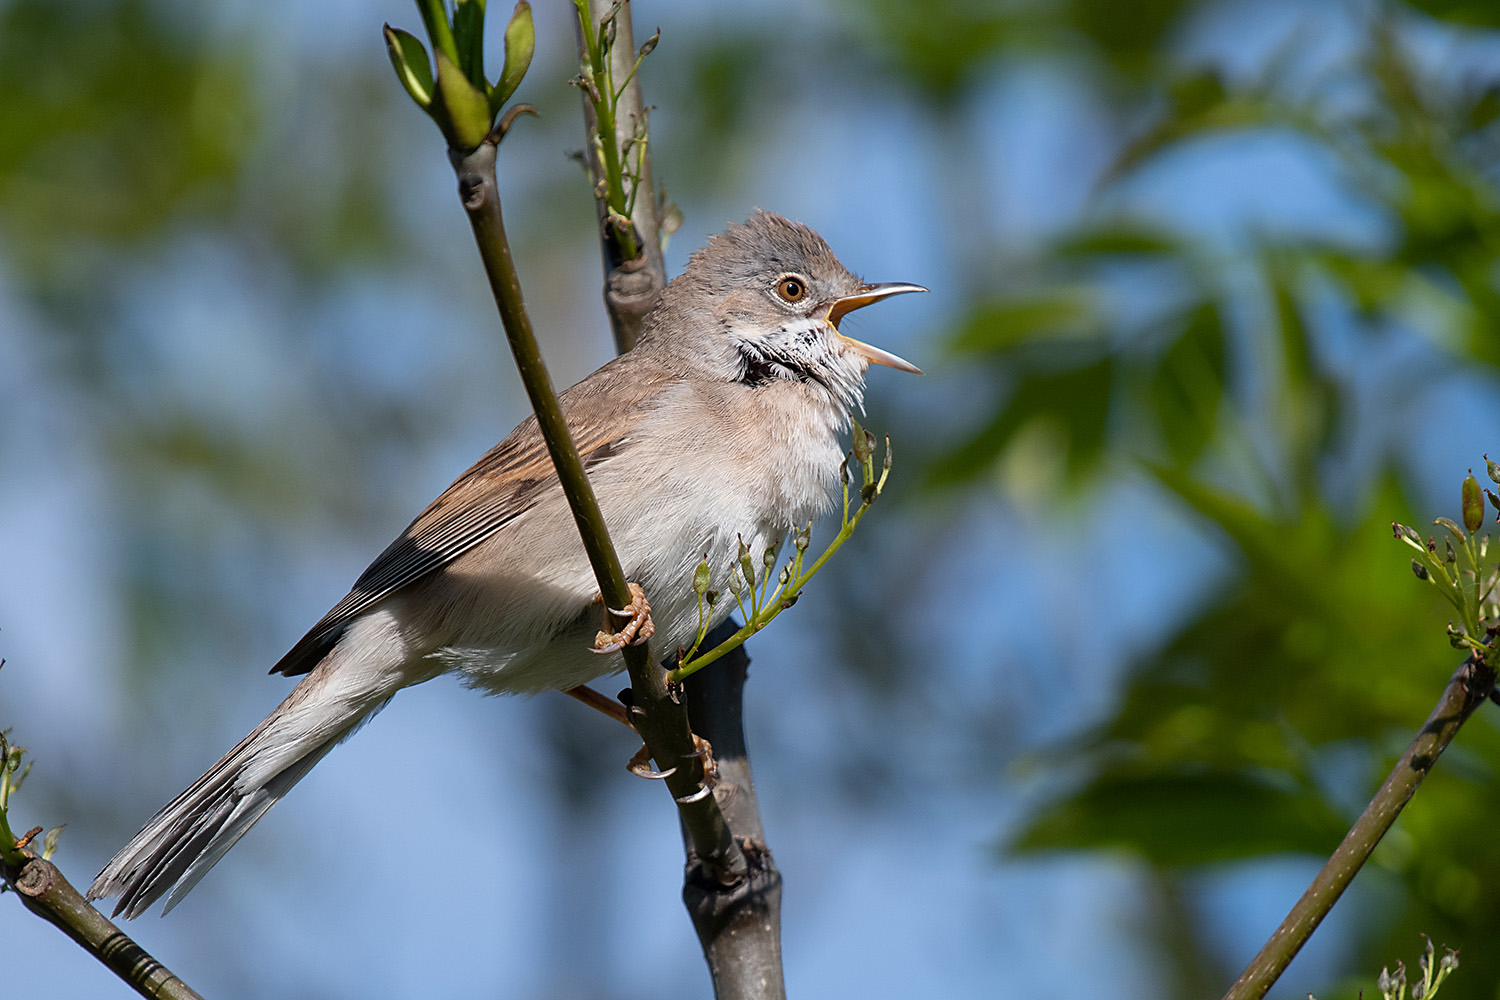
826;282;927;374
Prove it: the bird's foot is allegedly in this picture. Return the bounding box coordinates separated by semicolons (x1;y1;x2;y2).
689;733;719;788
627;743;675;779
592;582;655;654
625;734;718;788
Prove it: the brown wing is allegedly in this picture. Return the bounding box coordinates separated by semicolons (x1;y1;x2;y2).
270;356;672;676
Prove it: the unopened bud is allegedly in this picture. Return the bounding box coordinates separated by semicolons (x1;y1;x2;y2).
763;544;778;571
1487;488;1500;516
1413;560;1429;581
840;457;850;486
1435;517;1467;542
1393;522;1422;545
739;546;755;588
693;559;710;597
638;29;659;57
1445;538;1456;563
850;419;872;465
883;434;893;472
1487;454;1500;485
1441;951;1459;972
1463;470;1485;533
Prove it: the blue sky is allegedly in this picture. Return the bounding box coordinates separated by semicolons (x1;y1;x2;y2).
4;1;1497;997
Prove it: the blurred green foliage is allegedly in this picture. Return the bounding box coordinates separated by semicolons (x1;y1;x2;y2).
912;4;1500;997
5;0;1500;997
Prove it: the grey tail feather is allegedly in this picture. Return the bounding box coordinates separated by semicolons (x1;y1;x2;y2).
86;712;345;920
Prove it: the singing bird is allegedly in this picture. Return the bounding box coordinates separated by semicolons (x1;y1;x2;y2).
89;211;924;917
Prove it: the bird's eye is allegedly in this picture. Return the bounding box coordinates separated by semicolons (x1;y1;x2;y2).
775;275;809;303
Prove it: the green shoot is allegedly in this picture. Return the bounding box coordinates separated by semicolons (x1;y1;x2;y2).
669;422;892;682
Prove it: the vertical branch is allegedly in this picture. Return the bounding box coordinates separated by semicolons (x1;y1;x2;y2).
570;6;785;995
573;0;666;351
681;623;787;1000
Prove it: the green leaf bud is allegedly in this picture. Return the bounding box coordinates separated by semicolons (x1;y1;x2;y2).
435;50;494;149
384;26;435;109
1463;470;1485;533
850;419;871;464
493;1;535;112
1434;517;1467;542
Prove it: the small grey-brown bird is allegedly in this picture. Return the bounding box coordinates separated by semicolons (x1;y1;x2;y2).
88;210;924;918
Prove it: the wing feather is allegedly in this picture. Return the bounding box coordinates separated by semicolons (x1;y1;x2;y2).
270;358;670;676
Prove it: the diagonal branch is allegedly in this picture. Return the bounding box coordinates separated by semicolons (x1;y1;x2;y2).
1220;655;1496;1000
447;136;744;885
0;854;204;1000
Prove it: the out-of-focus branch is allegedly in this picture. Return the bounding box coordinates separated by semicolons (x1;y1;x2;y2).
1220;655;1496;1000
569;6;786;995
572;0;666;351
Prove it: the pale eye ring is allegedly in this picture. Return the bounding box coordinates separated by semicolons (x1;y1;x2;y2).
775;274;809;303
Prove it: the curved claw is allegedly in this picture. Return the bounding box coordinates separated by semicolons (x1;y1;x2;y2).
627;743;676;780
592;582;655;654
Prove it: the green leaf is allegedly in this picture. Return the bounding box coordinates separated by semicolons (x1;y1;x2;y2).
950;292;1099;353
492;1;535;112
1009;767;1349;865
1402;0;1500;28
435;49;494;150
416;0;461;67
1149;302;1225;466
1051;224;1183;259
927;355;1115;487
453;0;487;90
383;25;435;110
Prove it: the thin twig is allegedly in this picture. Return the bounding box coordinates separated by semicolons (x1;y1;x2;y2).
1221;655;1496;1000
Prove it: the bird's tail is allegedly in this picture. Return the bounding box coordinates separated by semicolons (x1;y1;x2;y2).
88;628;414;919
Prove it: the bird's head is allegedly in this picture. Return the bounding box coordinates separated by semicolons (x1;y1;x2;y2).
649;211;924;410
